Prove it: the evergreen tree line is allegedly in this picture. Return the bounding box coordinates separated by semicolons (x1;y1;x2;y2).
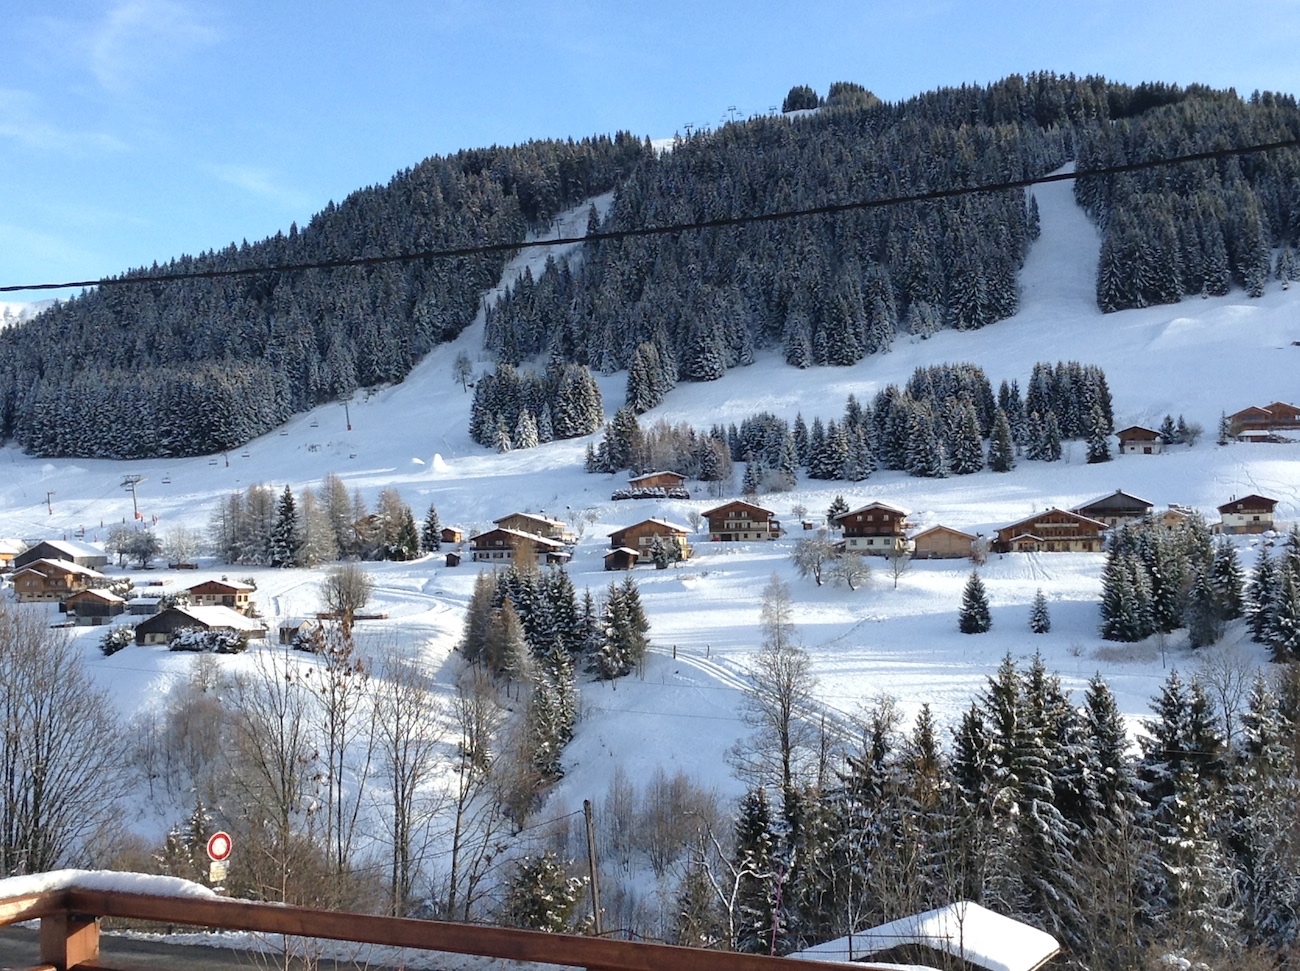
1098;513;1247;645
208;475;443;566
712;654;1300;968
0;135;650;458
587;361;1113;485
457;564;649;803
460;564;650;683
467;360;604;451
1075;89;1300;310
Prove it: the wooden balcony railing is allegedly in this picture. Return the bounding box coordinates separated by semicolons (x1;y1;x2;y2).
0;873;859;971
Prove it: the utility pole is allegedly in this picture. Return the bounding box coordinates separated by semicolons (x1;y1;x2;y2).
121;475;145;520
343;400;352;431
45;491;54;515
583;799;602;936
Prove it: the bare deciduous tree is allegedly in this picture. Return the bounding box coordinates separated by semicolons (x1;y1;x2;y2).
307;624;376;878
1196;644;1256;744
829;551;872;591
226;649;317;902
443;667;511;921
373;650;445;916
791;531;836;586
885;549;912;589
0;603;129;874
320;562;374;631
729;575;819;800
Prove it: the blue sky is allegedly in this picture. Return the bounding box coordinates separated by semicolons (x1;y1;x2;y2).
4;0;1300;298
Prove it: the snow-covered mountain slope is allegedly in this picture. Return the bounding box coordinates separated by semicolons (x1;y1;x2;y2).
0;170;1296;821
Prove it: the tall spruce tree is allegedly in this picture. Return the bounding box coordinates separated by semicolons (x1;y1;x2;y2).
269;485;300;568
959;572;992;634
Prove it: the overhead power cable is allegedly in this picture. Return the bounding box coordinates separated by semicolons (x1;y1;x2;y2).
3;135;1298;295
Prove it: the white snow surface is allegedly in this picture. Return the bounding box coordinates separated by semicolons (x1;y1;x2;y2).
0;868;216;899
793;901;1060;971
0;169;1295;919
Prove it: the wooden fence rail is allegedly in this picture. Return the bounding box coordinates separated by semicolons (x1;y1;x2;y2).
0;879;867;971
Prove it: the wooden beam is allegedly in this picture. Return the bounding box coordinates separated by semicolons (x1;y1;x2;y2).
0;891;68;926
39;911;99;969
63;890;862;971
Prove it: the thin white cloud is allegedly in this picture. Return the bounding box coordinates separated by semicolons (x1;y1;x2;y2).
0;88;127;153
88;0;220;94
204;163;313;211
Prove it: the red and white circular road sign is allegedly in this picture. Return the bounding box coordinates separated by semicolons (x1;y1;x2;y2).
206;831;233;862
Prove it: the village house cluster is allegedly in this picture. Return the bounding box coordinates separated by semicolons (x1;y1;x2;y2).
1;538;269;644
458;467;1284;575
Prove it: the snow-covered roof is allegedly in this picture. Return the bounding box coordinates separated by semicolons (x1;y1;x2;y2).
839;500;909;518
12;557;105;578
471;526;567;549
35;538;105;558
67;588;125;603
609;518;691;536
793;901;1060;971
171;605;266;631
0;538;25;556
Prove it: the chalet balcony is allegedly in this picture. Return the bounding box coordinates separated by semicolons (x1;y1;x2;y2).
0;872;843;971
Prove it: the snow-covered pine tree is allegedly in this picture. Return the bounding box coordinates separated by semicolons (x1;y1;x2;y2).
501;851;586;932
421;504;442;552
1185;566;1224;648
269;484;301;568
959;571;991;633
1085;403;1111;464
1247;544;1280;644
988;407;1016;472
733;787;777;954
950;401;985;475
1029;588;1051;633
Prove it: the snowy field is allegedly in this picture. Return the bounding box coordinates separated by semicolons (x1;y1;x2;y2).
0;171;1297;834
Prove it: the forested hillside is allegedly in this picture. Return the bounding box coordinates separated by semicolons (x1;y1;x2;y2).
0;135;647;458
6;73;1300;461
486;75;1300;410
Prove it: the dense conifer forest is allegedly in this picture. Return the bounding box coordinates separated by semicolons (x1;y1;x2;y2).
4;73;1300;461
0;135;648;457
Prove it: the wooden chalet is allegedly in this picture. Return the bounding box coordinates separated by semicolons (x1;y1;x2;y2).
1217;494;1278;534
1071;489;1154;528
444;551;462;568
440;526;464;545
1115;425;1163;455
469;527;569;564
702;500;782;541
493;512;572;541
62;589;126;625
0;539;25;572
10;558;106;603
186;578;255;614
134;605;267;646
628;470;687;490
604;547;640;571
1227;401;1300;440
607;519;692;563
994;508;1107;553
835;501;912;555
12;539;108;572
1158;504;1194;528
911;525;976;560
